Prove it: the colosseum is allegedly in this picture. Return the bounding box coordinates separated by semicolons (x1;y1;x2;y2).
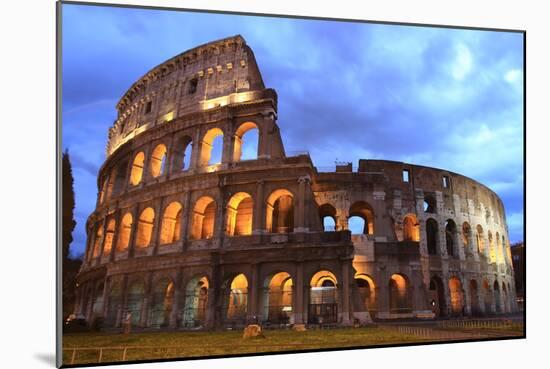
73;35;518;330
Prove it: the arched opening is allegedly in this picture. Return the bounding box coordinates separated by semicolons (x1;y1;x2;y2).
355;274;376;316
129;152;145;186
424;194;437;214
403;214;420;241
190;196;216;240
469;280;480;316
476;225;484;254
494;281;502;313
266;189;294;233
105;280;122;327
223;274;248;326
126;280;145;327
150;144;167;178
171;136;193;173
226;192;253;236
389;274;412;314
349;201;375;235
117;213;133;252
488;231;496;263
182;276;209;328
91;283;104;317
149;278;175;328
233;122;259;161
91;223;103;259
318;203;337;232
448;277;464;316
426;218;439;255
309;270;338;324
429;276;446;317
102;218;116;256
136;207;155;248
263;272;293;325
445;219;457;257
462;222;472;255
159;202;183;244
200;128;224;166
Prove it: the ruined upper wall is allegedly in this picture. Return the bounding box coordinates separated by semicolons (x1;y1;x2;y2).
106;35;267;156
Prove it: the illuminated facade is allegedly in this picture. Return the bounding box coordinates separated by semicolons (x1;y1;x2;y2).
74;35;517;329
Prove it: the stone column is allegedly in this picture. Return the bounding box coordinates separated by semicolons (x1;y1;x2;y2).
258;113;274;159
109;210;122;262
169;269;183;329
151;198;165;255
476;278;486;315
456;230;466;261
252;180;265;234
140;272;153;327
221;123;234;165
376;271;390;318
101;277;110;318
117;274;128;328
247;264;260;322
140;142;154;184
340;261;351;325
293;262;304;324
296;176;310;233
214;188;225;247
127;205;140;258
190;129;202;170
462;276;472;316
95;217;108;266
180;191;191;250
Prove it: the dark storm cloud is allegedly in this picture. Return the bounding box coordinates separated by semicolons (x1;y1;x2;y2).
62;4;524;255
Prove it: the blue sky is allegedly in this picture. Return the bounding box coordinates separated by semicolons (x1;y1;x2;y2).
62;4;524;257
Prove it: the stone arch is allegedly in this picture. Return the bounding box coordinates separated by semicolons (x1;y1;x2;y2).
403;214;420;241
390;273;412;314
182;275;209;328
200;127;224;166
136;207;155;248
445;219;457;257
171;135;193;173
129;151;145;186
266;189;294;233
126;278;145;326
190;196;216;240
149;277;175;328
117;212;133;251
159;201;183;244
263;272;293;325
226;192;253;236
318;203;337;232
462;222;472;254
469;279;481;315
102;218;116;255
91;223;103;259
429;275;446;317
448;276;464;316
426;218;439;255
348;201;375;235
233;121;259;161
423;194;437;214
150;144;168;178
105;279;122;327
223;273;248;325
482;279;493;314
476;225;484;254
354;274;376;315
309;270;338;324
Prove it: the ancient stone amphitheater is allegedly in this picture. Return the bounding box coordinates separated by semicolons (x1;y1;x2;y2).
74;35;517;330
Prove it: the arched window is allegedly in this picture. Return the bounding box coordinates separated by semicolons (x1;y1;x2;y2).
403;214;420;241
309;270;338;324
102;218;116;255
225;274;248;323
355;274;376;315
149;278;175;328
233;122;259;161
183;276;209;328
266;189;294;233
445;219;457;257
159;202;183;244
199;128;224;166
126;280;145;326
448;277;464;316
91;223;103;259
349;201;375;235
117;213;133;251
129;152;145;185
150;144;167;178
426;218;438;255
171;136;193;173
263;272;293;324
318;203;337;232
226;192;253;236
136;207;155;248
424;194;437;214
190;196;216;240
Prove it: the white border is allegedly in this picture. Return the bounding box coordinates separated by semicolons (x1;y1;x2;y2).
2;0;546;368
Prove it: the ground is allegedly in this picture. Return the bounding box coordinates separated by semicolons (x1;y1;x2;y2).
62;319;524;365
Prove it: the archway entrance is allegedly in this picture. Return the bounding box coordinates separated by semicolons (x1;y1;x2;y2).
223;274;248;326
263;272;293;325
149;279;174;328
429;276;446;317
448;277;464;316
182;276;209;328
469;280;480;316
309;270;338;324
390;274;412;314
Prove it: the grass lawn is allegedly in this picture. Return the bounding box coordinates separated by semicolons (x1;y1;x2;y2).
63;327;436;365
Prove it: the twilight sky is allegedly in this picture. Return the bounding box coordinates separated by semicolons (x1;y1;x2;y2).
62;3;524;257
